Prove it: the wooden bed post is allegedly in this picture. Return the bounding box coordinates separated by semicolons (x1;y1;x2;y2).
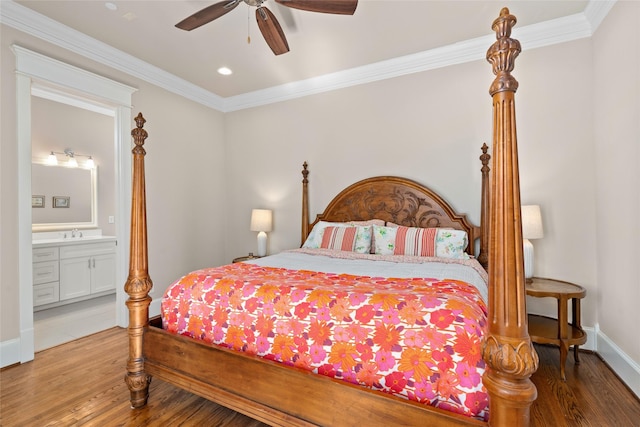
482;8;539;427
300;161;309;245
124;112;153;408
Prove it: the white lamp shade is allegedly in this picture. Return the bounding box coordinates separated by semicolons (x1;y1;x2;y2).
46;152;58;165
250;209;273;232
67;156;78;168
521;205;544;240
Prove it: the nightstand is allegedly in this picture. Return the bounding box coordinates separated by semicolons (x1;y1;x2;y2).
525;277;587;381
232;253;262;263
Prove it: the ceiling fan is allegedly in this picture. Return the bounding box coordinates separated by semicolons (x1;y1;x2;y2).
175;0;358;56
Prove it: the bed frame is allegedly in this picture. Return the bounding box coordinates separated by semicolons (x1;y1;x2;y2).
125;8;538;426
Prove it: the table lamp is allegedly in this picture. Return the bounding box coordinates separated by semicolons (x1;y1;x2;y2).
250;209;273;257
522;205;544;282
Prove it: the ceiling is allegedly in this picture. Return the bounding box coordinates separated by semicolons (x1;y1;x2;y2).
6;1;599;110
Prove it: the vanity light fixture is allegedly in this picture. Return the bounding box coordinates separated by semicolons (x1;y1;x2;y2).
46;149;96;169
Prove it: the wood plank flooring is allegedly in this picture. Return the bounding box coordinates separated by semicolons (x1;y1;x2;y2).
1;327;639;426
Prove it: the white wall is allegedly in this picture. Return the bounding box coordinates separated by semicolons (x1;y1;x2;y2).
223;61;490;259
593;0;640;389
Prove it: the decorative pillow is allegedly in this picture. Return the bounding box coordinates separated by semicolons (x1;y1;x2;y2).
435;228;469;259
373;225;469;259
320;226;357;251
302;220;382;253
373;225;398;255
395;226;438;256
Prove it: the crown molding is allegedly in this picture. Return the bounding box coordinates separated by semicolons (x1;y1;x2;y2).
1;0;615;113
1;0;225;111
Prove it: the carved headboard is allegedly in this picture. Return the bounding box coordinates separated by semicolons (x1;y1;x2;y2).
301;169;482;258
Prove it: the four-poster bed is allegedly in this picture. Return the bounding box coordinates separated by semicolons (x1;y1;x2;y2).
125;8;538;427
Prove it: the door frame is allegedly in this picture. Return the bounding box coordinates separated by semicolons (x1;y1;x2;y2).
14;45;136;362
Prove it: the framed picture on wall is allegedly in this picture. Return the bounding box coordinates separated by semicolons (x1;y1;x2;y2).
53;196;70;208
32;195;45;208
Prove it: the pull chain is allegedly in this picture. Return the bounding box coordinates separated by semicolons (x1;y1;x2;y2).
247;5;251;44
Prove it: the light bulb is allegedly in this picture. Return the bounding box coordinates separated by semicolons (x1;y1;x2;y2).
67;156;78;168
47;152;58;165
85;156;95;169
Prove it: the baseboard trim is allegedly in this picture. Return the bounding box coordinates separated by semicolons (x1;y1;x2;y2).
0;338;21;368
583;325;597;352
596;328;640;399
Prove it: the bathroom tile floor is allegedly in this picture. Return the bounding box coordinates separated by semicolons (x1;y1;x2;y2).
34;294;116;351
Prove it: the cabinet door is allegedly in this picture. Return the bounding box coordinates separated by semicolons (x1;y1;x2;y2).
91;253;116;294
59;257;91;300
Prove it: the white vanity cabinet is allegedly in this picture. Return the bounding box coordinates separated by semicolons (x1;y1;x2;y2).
59;242;116;299
32;238;116;310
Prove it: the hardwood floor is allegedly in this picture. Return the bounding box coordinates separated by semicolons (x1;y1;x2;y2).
1;327;639;426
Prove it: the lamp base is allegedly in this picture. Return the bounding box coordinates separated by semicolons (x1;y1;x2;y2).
256;231;267;257
523;238;534;281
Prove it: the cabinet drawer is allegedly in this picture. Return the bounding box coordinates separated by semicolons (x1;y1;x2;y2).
33;261;59;285
33;247;59;262
60;242;116;259
33;282;60;306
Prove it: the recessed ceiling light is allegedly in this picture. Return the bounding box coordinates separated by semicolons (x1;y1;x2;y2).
105;2;117;11
217;67;233;76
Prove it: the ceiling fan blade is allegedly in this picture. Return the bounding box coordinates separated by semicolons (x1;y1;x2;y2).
176;0;241;31
274;0;357;15
256;7;290;55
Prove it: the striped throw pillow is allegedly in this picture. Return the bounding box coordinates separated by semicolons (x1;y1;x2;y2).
320;226;358;251
394;226;437;256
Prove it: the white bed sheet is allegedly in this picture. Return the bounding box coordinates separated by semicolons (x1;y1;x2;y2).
245;249;488;303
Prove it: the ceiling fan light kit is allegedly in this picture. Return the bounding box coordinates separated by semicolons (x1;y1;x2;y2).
176;0;358;56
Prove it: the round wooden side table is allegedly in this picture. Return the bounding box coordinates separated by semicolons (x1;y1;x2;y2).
232;253;262;263
525;277;587;381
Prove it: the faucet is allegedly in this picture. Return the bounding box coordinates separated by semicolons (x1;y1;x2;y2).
71;228;78;238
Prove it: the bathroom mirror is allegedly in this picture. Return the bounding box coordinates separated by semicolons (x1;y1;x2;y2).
31;161;97;231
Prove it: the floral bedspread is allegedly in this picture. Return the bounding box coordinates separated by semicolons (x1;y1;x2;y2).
161;261;489;420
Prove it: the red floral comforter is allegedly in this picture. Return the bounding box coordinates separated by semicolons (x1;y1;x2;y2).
161;261;489;420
